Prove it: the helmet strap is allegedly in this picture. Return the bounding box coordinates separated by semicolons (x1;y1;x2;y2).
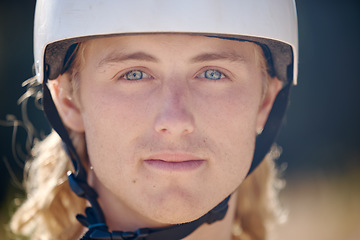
68;170;230;240
43;76;291;239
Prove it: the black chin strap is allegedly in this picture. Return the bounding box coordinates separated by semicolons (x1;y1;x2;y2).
68;170;230;240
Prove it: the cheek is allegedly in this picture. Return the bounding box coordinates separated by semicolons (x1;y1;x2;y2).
199;85;261;142
78;82;148;174
195;85;262;181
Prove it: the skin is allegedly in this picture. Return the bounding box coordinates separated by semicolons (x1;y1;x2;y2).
50;34;282;239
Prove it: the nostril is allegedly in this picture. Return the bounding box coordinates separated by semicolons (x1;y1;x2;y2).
154;109;195;136
154;86;195;136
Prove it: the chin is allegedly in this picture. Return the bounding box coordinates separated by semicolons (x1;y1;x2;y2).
143;193;214;225
151;208;207;225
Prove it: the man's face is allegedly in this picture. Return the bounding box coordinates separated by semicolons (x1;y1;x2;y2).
64;34;278;228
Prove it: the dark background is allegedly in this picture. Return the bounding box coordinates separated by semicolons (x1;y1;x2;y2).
1;0;360;239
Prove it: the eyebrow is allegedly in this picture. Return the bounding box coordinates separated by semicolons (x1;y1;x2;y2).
190;52;247;64
97;50;247;69
97;51;159;68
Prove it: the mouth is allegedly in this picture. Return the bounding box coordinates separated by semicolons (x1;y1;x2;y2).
144;153;206;171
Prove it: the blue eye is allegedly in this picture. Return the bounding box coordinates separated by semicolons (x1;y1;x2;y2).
204;69;224;80
125;70;143;80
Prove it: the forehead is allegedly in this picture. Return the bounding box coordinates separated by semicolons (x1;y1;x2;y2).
83;34;259;64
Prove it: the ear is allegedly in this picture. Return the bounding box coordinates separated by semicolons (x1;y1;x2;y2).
47;74;85;132
256;77;283;133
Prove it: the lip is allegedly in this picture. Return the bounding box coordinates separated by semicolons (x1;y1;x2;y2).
144;153;205;171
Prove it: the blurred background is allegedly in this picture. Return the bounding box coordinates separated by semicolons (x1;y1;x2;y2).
1;0;359;239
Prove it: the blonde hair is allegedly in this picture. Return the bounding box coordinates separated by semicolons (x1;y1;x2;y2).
232;146;284;240
9;37;285;240
9;132;87;239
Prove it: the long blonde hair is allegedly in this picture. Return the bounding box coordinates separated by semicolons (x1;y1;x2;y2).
9;38;285;240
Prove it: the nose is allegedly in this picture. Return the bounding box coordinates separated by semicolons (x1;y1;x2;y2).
154;84;195;136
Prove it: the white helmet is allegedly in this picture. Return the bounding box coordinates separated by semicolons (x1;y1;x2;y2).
34;1;298;239
35;0;298;84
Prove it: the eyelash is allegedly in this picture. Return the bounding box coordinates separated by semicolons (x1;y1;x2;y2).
116;68;227;82
196;69;226;80
118;69;153;81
